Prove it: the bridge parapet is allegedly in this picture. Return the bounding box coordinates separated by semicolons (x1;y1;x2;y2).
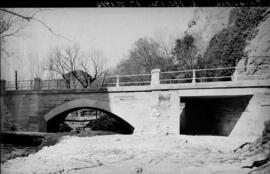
3;62;270;91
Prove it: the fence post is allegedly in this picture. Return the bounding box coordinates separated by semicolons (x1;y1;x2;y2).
192;69;196;84
151;69;160;87
116;75;120;87
0;79;6;91
34;78;42;90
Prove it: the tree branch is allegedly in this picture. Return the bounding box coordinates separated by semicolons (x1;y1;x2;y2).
0;8;72;41
0;9;32;21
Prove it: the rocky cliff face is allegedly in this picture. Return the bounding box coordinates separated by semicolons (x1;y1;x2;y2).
186;8;232;55
187;7;269;80
237;9;270;80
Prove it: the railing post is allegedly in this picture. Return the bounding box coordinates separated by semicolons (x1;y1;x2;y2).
48;80;50;89
151;69;160;87
0;79;6;91
192;69;196;84
34;78;42;90
233;66;238;81
116;75;120;87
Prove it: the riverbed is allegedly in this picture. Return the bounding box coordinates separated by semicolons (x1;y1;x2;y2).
0;130;117;164
2;134;269;174
1;143;41;163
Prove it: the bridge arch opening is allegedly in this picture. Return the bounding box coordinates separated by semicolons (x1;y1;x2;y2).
180;95;252;136
44;99;134;134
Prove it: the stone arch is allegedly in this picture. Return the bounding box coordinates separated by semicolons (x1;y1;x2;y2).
43;98;134;133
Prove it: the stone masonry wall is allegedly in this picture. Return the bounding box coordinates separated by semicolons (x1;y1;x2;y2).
1;84;270;136
1;88;181;135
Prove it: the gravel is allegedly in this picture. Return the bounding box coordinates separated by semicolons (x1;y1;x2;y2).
1;134;269;174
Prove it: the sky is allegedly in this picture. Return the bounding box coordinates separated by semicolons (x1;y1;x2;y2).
2;8;195;80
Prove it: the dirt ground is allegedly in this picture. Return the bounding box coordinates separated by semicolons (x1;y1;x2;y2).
1;134;270;174
0;130;117;163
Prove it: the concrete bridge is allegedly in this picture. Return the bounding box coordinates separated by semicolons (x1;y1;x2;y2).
1;69;270;137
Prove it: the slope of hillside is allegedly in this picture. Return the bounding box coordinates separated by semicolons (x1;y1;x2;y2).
245;9;270;57
185;8;232;55
237;9;270;79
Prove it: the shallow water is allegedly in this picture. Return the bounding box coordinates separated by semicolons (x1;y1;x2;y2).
1;143;41;163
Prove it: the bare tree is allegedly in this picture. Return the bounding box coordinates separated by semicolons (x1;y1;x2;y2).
116;37;171;75
46;45;107;88
153;27;176;60
0;8;71;57
46;45;78;88
0;8;71;81
80;50;106;87
0;8;70;41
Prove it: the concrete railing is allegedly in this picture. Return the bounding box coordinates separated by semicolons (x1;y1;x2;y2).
3;64;270;91
160;64;270;84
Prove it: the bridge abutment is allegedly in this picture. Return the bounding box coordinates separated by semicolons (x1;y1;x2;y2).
230;92;270;137
143;91;180;134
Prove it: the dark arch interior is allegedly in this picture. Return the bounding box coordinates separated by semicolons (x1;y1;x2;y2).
47;107;134;134
180;95;252;136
